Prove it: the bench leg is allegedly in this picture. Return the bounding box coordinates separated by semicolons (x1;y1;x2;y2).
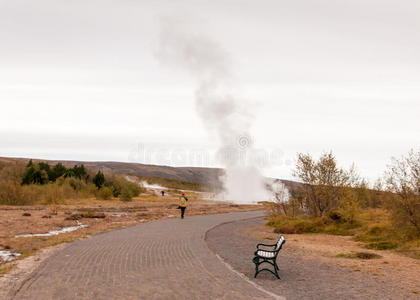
273;264;280;279
253;258;281;279
253;257;259;278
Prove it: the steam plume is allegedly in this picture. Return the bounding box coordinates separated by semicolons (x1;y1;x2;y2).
156;18;268;203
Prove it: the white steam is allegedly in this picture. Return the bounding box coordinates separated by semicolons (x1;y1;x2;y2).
156;18;269;204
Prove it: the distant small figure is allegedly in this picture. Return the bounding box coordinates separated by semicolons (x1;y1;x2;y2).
178;193;188;219
161;191;165;197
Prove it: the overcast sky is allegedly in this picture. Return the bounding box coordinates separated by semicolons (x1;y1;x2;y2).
1;0;419;181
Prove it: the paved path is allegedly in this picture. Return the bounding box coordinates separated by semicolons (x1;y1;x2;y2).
10;211;278;300
206;217;417;300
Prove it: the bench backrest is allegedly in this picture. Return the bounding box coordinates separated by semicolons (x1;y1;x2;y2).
275;235;286;251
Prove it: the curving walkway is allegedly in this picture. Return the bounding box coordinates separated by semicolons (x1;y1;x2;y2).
206;217;417;300
10;211;279;300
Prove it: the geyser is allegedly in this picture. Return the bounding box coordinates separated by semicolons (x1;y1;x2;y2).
156;18;269;204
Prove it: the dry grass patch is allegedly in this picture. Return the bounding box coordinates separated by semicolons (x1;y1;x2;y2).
0;263;14;277
336;252;382;260
268;209;420;259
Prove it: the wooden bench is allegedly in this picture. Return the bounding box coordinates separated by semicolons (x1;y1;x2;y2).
252;235;285;279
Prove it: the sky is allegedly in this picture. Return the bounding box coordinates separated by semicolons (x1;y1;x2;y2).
0;0;419;182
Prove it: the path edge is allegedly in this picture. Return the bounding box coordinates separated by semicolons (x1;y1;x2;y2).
204;216;286;300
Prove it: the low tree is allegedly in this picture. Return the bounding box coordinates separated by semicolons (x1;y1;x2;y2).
271;181;291;215
22;164;49;185
93;170;105;189
51;163;67;181
72;164;88;181
385;149;420;236
293;152;359;217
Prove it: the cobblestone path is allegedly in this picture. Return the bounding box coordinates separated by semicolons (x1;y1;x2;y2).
11;211;279;300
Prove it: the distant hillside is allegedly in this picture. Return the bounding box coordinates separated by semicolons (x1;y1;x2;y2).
0;156;299;190
0;157;223;185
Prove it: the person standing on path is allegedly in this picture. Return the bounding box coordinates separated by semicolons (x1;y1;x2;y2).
179;193;188;219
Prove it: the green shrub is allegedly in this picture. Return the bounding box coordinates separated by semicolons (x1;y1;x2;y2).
96;187;113;200
119;188;133;202
365;241;398;250
103;176;143;199
93;171;105;189
327;210;343;223
118;181;141;202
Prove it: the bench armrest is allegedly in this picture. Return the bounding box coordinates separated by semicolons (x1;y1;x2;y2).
257;243;276;249
255;248;278;253
254;249;279;258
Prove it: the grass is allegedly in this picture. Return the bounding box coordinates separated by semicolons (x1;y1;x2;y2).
268;209;420;259
365;241;398;250
336;252;382;260
0;263;15;277
268;214;360;236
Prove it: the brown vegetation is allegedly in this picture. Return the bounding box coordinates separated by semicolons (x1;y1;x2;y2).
385;149;420;236
0;161;144;206
268;150;420;259
292;152;359;217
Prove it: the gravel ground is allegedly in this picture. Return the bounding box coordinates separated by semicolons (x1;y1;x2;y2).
205;217;418;300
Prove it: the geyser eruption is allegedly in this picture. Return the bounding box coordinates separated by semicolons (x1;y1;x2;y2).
156;18;269;204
